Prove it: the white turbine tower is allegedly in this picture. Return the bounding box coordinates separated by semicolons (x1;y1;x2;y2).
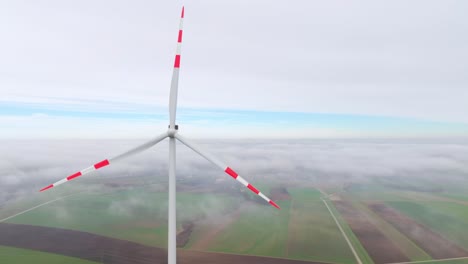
39;6;280;264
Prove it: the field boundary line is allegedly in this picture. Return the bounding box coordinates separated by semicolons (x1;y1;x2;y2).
389;256;468;264
285;198;293;257
185;249;339;264
322;198;363;264
0;193;79;223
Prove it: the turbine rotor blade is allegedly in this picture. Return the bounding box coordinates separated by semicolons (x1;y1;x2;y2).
174;133;280;209
169;6;185;128
39;132;169;192
111;133;168;162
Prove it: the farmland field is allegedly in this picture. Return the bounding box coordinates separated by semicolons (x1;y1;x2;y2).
333;199;409;263
386;201;468;251
0;246;98;264
3;187;240;248
286;189;356;264
352;201;431;262
325;198;374;264
1;174;468;264
0;223;326;264
0;183;359;264
185;187;357;264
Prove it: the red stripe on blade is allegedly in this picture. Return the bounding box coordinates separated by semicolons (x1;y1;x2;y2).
66;172;82;181
181;6;184;18
94;159;110;169
40;184;53;192
247;184;260;194
178;30;183;43
269;200;281;210
225;167;238;179
174;55;181;68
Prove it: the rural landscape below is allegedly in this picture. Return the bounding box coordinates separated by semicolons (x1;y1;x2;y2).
1;139;468;264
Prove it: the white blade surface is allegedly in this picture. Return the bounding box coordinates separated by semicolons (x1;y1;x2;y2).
175;133;280;209
39;132;168;191
169;6;184;128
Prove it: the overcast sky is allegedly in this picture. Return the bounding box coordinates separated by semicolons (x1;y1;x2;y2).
1;1;467;138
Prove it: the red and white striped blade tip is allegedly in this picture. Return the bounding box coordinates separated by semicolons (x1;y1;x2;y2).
181;6;184;18
40;185;53;192
39;159;110;192
224;167;280;210
270;201;281;210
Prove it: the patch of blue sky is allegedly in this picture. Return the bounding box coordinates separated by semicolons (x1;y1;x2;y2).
0;101;164;120
1;101;468;137
179;108;468;136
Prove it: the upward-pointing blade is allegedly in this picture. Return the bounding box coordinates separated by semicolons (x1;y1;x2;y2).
175;133;280;209
39;132;168;192
169;6;184;128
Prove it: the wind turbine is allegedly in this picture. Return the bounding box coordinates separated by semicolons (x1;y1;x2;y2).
39;6;280;264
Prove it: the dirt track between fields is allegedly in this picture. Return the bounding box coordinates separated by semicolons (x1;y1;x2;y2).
334;200;409;264
368;203;468;259
0;223;325;264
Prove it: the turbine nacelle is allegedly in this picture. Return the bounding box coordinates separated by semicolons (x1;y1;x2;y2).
167;125;179;138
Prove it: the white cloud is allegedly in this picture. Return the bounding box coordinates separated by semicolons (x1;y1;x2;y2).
0;0;467;124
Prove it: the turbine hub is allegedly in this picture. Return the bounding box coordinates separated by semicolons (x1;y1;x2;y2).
167;125;179;138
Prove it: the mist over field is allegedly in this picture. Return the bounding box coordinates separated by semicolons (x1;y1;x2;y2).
2;138;468;264
1;138;468;209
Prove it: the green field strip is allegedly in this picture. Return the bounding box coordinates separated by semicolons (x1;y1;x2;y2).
396;191;468;207
4;192;169;247
393;257;468;264
351;200;432;261
387;201;468;250
286;188;356;264
188;188;355;263
4;189;240;248
197;187;357;264
206;199;291;258
326;199;374;264
344;182;409;202
420;259;468;264
440;193;468;202
0;246;98;264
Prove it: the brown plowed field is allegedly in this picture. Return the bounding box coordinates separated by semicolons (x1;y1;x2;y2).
368;203;468;259
0;223;324;264
177;222;194;248
334;200;409;264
